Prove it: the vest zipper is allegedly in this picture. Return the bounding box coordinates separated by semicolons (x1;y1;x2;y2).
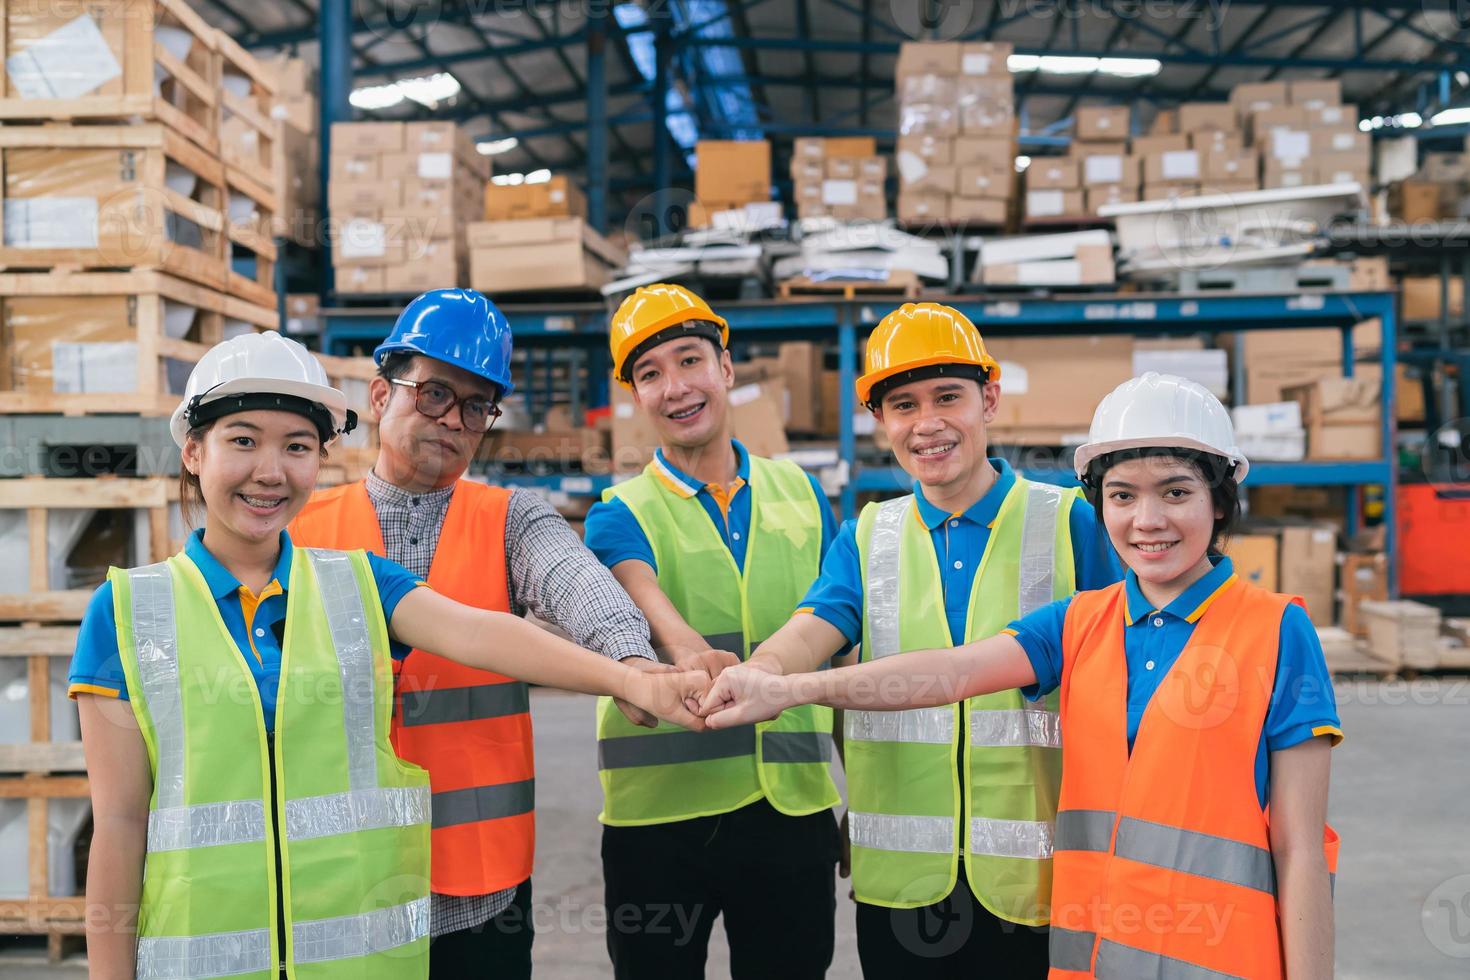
267;732;288;975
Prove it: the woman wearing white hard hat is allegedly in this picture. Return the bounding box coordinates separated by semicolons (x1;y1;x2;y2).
698;373;1341;980
68;332;708;979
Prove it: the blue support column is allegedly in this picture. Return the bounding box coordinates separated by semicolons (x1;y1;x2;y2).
653;26;673;238
319;0;352;299
586;8;609;233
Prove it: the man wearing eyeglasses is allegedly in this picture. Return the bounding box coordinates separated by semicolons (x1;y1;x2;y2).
289;288;667;979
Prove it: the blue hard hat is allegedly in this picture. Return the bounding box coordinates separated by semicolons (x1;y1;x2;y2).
374;288;515;396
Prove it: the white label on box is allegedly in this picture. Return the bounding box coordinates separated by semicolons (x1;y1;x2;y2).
1161;151;1199;180
1321;107;1345;125
3;198;99;248
822;179;858;206
1027;190;1064;216
1085;155;1123;184
418;152;453;179
1272;130;1310;161
52;342;138;394
896;150;929;185
962;53;993;75
997;361;1029;395
339;219;386;258
5;14;122;100
549;188;566;203
729;383;764;407
1332;133;1355;151
1326;169;1351;184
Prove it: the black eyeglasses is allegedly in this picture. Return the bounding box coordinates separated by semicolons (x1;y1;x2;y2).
390;378;502;433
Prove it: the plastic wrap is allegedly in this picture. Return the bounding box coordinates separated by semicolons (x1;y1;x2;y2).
3;293;137;393
5;8;122;100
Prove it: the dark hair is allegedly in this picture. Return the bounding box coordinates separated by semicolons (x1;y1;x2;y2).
868;363;990;411
623;321;725;385
1082;447;1241;555
378;351;417;382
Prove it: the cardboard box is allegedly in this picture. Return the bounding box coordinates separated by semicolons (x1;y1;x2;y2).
1278;524;1339;625
896;134;954;166
1350;256;1391;291
1130;134;1190;156
1230;327;1344;365
1077;106;1130;142
467;218;620;294
329;180;394;213
1079;153;1140;188
1305;422;1379;460
958;76;1015;133
1421;151;1470;182
1252;105;1307;138
1339;553;1389;636
955;163;1010;198
948;197;1009;225
778;342;823;433
1178;102;1236;133
1223;533;1279;591
1027;158;1079;190
1025;189;1085;219
284;294;319;335
908;164;959;195
483;176;586;220
1189;130;1245;156
1142;183;1200;202
1203;149;1259;183
330;152;378;182
986;335;1133;434
897;191;949;223
985;244;1113;287
1144;150;1201;184
274;93;317;136
1305;103;1357;129
826;156;887;180
1289;79;1342;109
960;42;1013;76
1402;275;1465;320
331;121;404;153
1087;185;1138;214
953;136;1016;170
1311;129;1369;156
1231;81;1289;120
694;140;771;204
336;265;386;293
1149;108;1178;135
1360;600;1442;670
896;41;962;78
791;158;825;182
1263;160;1311;189
1200;179;1261;196
1245;365;1339;405
1232;401;1302;436
384;242;461;294
1313;153;1370;187
900;101;960;138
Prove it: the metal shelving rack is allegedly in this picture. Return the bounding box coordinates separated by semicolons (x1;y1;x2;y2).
319;289;1399;594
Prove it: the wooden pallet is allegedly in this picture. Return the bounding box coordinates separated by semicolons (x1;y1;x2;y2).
0;270;276;416
215;31;279;207
0;477;170;621
0;124;228;289
0;0;220;154
778;273;921;300
223;165;278;309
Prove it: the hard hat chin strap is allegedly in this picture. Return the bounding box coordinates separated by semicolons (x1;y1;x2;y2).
185;392;356;443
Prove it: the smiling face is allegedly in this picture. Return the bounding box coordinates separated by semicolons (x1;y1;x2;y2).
372;355;498;491
1100;454;1222;596
877;376;997;496
183;410;321;547
629;337;734;452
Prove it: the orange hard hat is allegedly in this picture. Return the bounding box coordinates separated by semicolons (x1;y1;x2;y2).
856;302;1000;409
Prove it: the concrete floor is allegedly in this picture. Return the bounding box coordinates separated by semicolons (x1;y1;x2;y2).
4;676;1466;978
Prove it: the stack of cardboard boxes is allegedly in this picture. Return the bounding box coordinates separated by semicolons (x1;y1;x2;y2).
894;41;1017;226
693;139;772;225
267;55;319;247
483;175;587;221
1238;80;1368;191
329;121;488;295
1073;108;1140;215
466;216;625;295
790;137;886;222
1388;150;1470;224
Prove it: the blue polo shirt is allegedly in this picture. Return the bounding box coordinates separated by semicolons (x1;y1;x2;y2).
1005;555;1344;808
584;439;839;574
798;459;1123;645
68;530;424;733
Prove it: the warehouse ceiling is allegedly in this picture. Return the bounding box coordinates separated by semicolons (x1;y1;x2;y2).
209;1;1470;209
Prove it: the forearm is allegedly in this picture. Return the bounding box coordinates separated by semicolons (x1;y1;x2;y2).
746;613;847;675
458;611;633;696
610;560;708;658
1276;849;1334;979
786;633;1035;711
84;821;146;979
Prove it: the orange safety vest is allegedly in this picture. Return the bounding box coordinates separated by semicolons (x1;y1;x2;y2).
1048;578;1340;980
289;479;535;896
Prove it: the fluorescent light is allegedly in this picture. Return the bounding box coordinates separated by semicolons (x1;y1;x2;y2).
1431;106;1470;126
349;72;460;111
1400;112;1423;128
491;173;525;186
349;82;403;110
524;169;551;184
1015;155;1032;172
477;137;519;155
1006;54;1159;77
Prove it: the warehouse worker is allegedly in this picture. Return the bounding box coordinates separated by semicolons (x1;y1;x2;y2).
68;332;706;980
582;282;844;979
701;372;1342;980
288;288;671;978
684;302;1120;976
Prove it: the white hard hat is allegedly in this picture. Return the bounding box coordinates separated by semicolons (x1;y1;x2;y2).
170;332;356;448
1072;372;1249;484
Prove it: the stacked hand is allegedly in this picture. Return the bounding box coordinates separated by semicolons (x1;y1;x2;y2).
697;661;793;728
620;653;798;732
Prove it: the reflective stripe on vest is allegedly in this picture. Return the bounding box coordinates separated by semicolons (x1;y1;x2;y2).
288;478;534;896
119;549;431;978
848;479;1076;918
595;455;840;825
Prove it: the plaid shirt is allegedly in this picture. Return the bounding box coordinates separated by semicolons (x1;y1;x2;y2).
364;469;655;936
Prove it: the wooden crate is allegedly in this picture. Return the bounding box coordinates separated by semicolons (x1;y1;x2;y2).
0;270;276;415
0;0;219;154
215;30;279;192
223;167;278;309
0;124;228;288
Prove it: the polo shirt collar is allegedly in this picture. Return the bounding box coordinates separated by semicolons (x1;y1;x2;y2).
1124;554;1238;626
651;438;751;499
185;528;294;600
912;458;1015;532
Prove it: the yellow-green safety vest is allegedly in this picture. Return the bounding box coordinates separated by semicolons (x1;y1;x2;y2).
596;455;841;825
849;478;1080;923
113;547;431;979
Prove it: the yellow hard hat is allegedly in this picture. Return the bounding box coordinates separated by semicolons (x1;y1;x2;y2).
609;283;729;385
856;302;1001;409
